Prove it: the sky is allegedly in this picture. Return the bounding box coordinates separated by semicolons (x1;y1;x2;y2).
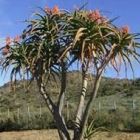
0;0;140;85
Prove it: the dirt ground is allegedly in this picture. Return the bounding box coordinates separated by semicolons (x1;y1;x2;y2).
0;130;140;140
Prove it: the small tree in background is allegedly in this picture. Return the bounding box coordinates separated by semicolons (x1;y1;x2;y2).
1;5;140;140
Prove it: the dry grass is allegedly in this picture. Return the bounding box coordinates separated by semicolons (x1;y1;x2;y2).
0;130;59;140
93;132;140;140
0;130;140;140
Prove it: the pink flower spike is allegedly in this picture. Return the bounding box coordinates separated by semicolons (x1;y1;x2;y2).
88;9;101;21
14;35;20;43
6;36;11;45
52;5;59;14
121;26;130;34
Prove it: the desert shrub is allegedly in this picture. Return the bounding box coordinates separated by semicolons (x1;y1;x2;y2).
0;111;56;131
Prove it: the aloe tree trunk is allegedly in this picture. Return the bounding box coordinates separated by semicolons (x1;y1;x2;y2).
37;79;71;140
78;73;102;140
56;62;71;140
74;64;88;139
57;62;67;115
75;45;117;140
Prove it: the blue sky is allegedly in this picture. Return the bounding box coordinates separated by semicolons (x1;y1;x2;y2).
0;0;140;85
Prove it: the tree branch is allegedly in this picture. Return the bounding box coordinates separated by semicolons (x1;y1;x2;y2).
37;79;55;114
57;62;67;115
76;44;118;140
77;72;102;140
74;62;88;139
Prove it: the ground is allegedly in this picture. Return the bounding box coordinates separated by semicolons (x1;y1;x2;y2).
0;130;140;140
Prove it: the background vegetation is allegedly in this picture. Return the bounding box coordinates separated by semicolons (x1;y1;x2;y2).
0;71;140;132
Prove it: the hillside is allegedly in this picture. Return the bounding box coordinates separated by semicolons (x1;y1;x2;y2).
0;71;140;109
0;71;140;131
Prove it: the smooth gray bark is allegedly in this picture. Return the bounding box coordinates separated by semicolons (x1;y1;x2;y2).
56;62;71;140
78;73;102;140
37;80;70;140
54;107;71;140
74;69;88;139
57;62;67;115
76;44;117;140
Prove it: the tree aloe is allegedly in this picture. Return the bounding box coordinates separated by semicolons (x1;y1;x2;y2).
0;6;140;140
59;9;140;140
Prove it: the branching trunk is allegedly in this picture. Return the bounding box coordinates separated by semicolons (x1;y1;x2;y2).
54;107;71;140
56;62;71;140
37;80;70;140
37;81;55;114
57;62;67;115
78;73;102;140
74;44;117;140
36;60;71;140
74;67;88;139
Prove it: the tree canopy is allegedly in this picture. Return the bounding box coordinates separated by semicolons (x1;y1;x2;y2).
0;5;140;140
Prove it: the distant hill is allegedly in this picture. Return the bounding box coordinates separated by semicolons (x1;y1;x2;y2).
0;71;140;131
0;71;140;111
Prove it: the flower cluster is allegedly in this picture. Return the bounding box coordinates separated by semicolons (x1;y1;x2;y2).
2;36;11;55
13;35;20;43
120;25;129;34
2;35;20;56
87;10;106;24
45;5;59;15
6;36;11;46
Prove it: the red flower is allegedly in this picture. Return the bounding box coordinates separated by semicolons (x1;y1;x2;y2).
52;5;59;14
44;5;60;15
14;35;20;43
6;36;11;45
120;26;130;34
88;10;101;22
